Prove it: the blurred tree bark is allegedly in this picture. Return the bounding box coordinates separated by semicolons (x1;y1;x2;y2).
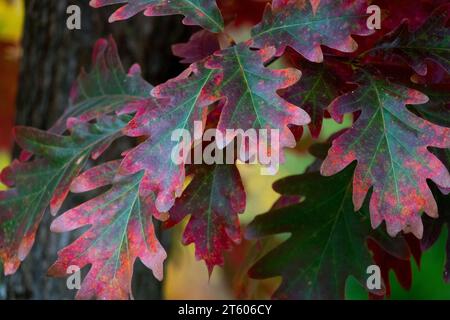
5;0;189;299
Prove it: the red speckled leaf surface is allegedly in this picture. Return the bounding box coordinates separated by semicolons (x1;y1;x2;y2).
206;43;309;157
422;152;450;282
0;117;129;275
165;162;245;274
321;74;450;238
119;62;218;212
251;0;373;62
90;0;224;32
48;161;166;299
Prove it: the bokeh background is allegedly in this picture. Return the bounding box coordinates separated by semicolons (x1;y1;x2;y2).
0;0;449;299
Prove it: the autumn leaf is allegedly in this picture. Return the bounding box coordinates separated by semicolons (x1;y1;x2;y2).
373;0;449;32
251;0;373;62
217;0;269;26
246;164;409;299
2;0;449;300
375;4;450;76
90;0;224;32
409;85;450;128
172;30;220;64
0;116;129;275
367;237;417;299
50;37;153;135
206;43;309;156
123;43;308;210
321;74;450;238
48;161;166;300
165;162;246;274
422;152;450;282
118;62;218;212
281;60;340;138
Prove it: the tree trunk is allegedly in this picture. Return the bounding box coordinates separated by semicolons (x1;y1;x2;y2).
4;0;189;300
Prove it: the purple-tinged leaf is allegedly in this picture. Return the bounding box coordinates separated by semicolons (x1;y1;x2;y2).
206;43;310;156
51;37;153;135
49;165;166;300
374;4;450;76
281;61;340;138
165;163;245;274
422;179;450;282
90;0;224;32
172;30;221;64
321;75;450;238
119;62;219;212
0;117;129;275
251;0;373;62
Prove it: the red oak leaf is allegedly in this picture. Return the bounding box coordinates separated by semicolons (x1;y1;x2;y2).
272;0;321;13
206;43;309;159
51;37;153;135
374;4;450;77
0;117;128;275
368;233;422;299
367;238;413;299
165;162;245;274
48;161;166;300
217;0;269;26
351;0;449;66
281;60;341;138
251;0;373;62
321;75;450;238
118;62;218;212
422;153;450;282
374;0;449;32
172;30;221;64
90;0;224;32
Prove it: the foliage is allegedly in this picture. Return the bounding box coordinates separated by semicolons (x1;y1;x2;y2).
0;0;449;299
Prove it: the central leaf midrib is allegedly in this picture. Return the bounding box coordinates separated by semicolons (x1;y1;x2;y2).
233;47;264;128
253;14;364;39
372;83;401;208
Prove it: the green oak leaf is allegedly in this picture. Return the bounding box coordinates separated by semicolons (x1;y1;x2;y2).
247;164;408;299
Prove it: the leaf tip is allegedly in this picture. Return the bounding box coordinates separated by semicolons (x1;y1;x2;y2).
89;0;99;8
108;15;118;23
406;89;429;105
2;260;20;276
50;219;65;233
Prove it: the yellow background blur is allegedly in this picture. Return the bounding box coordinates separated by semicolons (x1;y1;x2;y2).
0;0;23;42
0;0;23;190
